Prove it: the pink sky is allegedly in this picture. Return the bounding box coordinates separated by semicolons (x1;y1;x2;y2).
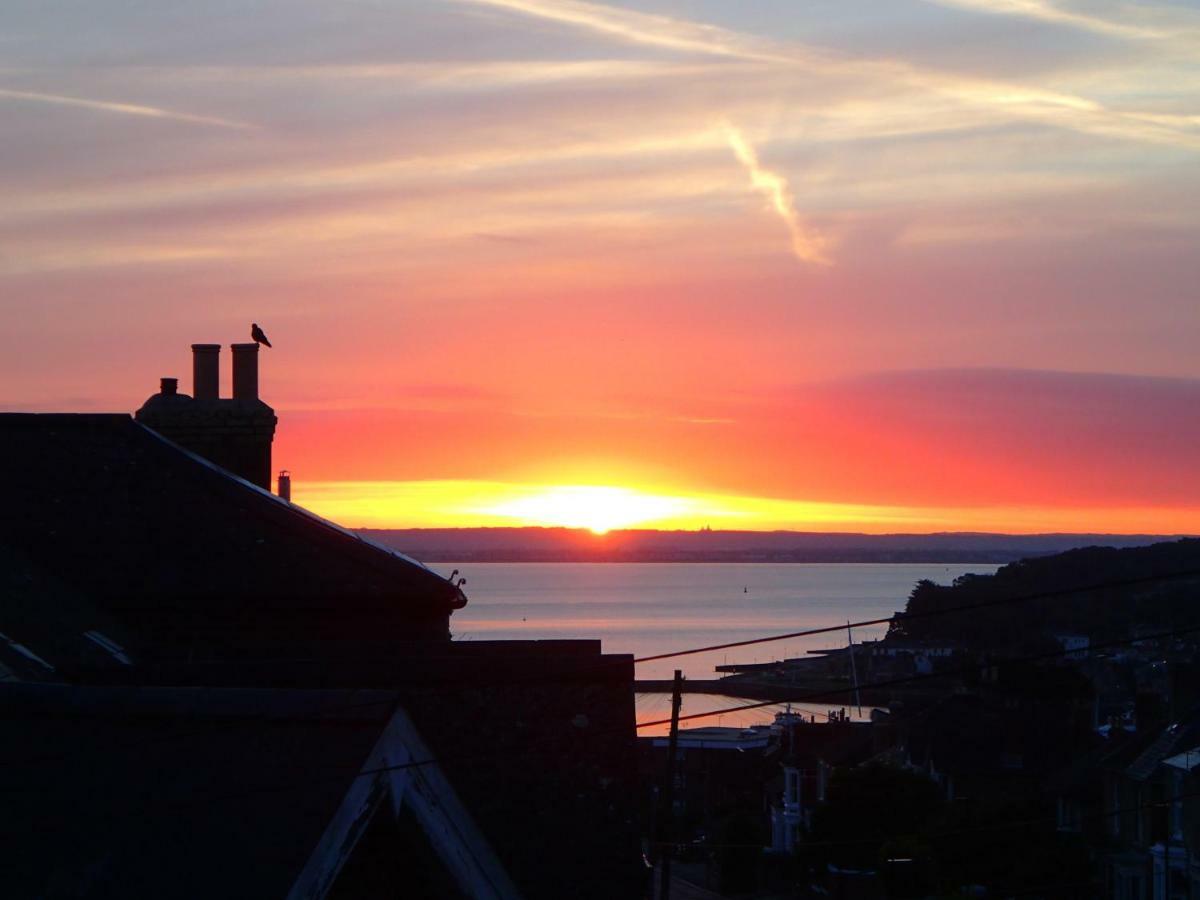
2;0;1198;531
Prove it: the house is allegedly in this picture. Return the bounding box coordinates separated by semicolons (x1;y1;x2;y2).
0;343;645;899
640;725;775;843
0;410;464;673
770;710;876;855
0;683;519;900
1103;711;1200;899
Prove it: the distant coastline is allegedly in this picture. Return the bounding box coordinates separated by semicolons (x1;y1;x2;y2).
360;527;1189;564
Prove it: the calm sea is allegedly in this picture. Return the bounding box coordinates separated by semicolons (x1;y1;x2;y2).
435;562;1000;733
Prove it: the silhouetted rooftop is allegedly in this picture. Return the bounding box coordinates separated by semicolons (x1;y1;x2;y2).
0;683;400;898
0;413;463;669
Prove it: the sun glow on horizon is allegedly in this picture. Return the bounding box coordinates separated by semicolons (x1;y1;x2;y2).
472;485;699;534
279;478;1199;536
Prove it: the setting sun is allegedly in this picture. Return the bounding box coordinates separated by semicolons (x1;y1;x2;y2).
474;485;696;534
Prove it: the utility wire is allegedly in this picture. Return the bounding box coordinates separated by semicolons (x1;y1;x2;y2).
5;618;1198;877
634;566;1200;663
5;565;1198;900
4;569;1198;791
36;566;1198;696
270;619;1200;777
635;621;1200;729
67;564;1199;671
2;566;1194;779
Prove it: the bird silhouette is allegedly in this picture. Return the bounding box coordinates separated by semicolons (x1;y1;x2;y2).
251;323;272;348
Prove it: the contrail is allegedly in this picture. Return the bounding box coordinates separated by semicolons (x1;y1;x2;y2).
0;87;254;130
920;0;1170;41
445;0;787;63
451;0;1200;151
724;124;830;266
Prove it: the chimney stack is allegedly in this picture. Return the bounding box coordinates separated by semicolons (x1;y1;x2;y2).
138;340;277;491
231;343;259;402
192;344;220;401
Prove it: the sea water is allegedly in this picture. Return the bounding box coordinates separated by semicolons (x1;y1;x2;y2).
435;562;1000;733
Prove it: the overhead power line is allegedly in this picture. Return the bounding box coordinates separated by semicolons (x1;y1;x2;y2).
209;618;1200;785
633;566;1200;664
4;567;1198;805
635;621;1200;729
5;615;1199;876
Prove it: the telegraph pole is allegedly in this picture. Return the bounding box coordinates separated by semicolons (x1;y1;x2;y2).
658;669;684;900
847;620;862;717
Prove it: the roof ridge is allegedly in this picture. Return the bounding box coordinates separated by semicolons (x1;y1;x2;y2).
133;420;462;600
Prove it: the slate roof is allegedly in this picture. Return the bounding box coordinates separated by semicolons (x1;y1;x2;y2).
0;647;645;900
0;683;400;900
1126;711;1200;781
0;414;464;668
0;414;645;898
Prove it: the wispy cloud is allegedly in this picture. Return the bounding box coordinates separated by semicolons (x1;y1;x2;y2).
723;123;830;265
921;0;1176;41
0;242;246;277
446;0;789;63
0;87;253;130
38;59;732;89
453;0;1200;151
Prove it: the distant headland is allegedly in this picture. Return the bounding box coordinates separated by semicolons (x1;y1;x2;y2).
360;527;1191;564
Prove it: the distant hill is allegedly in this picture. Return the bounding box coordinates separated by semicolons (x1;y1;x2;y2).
887;537;1200;648
359;527;1189;564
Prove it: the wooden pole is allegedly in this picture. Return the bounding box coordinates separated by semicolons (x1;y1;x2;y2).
847;620;862;717
658;669;684;900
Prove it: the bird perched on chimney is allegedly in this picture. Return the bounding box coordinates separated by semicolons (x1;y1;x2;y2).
251;323;272;348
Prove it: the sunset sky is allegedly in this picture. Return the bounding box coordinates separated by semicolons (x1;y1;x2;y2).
3;0;1198;533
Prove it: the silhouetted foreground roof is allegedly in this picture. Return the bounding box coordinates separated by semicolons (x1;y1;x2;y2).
0;414;463;662
0;683;398;899
0;648;644;900
0;414;645;898
399;647;644;900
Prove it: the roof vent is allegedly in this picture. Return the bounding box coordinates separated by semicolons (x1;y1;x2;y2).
83;630;133;666
0;631;55;672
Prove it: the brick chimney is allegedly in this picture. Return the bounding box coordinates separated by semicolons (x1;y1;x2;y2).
231;343;259;402
135;342;277;490
192;344;220;401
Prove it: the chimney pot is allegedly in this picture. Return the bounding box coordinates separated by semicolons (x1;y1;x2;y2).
191;344;221;401
231;343;259;401
160;377;178;395
278;470;291;502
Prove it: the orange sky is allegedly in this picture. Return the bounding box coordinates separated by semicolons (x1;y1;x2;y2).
274;369;1200;533
2;0;1199;533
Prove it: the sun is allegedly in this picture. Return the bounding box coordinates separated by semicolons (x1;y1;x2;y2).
477;485;694;534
